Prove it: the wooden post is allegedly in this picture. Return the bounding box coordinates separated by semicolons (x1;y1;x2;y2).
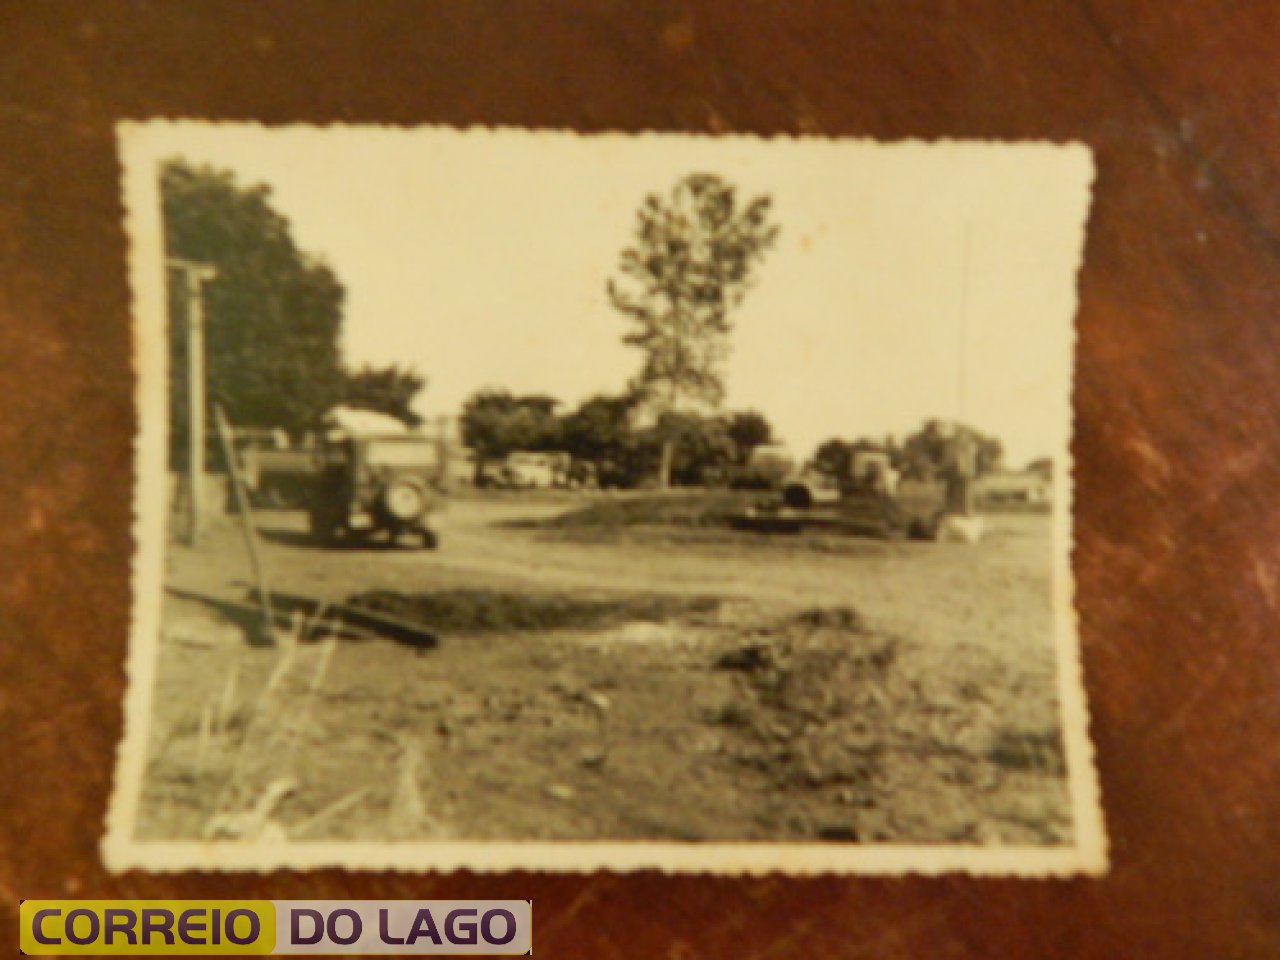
187;270;206;544
434;413;451;491
949;427;978;516
215;404;278;642
168;258;217;545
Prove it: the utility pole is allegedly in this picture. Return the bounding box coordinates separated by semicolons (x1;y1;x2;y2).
952;221;976;518
168;258;218;545
957;220;972;428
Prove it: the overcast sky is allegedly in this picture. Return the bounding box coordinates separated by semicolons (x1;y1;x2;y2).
124;124;1092;466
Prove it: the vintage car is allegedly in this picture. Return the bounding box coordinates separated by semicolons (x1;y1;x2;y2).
504;451;561;489
476;450;572;489
307;433;447;547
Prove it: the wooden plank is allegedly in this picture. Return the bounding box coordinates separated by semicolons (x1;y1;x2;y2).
264;590;439;649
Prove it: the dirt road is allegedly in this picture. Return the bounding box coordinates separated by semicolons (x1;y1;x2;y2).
142;493;1071;846
172;492;1057;653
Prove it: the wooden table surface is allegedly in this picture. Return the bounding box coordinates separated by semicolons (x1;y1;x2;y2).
1;3;1278;956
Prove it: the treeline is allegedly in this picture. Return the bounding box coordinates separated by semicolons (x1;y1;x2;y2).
165;159;1023;490
461;390;776;488
813;420;1005;481
163;160;426;465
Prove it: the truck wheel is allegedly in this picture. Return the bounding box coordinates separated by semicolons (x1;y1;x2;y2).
418;529;439;550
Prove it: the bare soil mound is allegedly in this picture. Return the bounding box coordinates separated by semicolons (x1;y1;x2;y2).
710;607;1071;843
348;588;721;634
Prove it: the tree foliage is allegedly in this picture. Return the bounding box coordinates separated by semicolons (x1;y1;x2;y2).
558;394;636;464
460;390;561;461
726;410;774;464
812;436;889;479
657;412;738;486
557;394;655;488
463;389;773;489
341;363;427;426
608;173;779;485
164;160;347;460
814;419;1003;481
898;420;1003;480
813;438;856;478
812;421;1003;481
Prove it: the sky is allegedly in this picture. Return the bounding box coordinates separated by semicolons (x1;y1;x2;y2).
123;124;1093;467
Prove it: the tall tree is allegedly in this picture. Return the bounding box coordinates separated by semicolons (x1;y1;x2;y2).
608;173;779;487
164;160;347;461
341;363;426;426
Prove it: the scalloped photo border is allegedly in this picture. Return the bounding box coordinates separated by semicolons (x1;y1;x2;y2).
104;121;1105;875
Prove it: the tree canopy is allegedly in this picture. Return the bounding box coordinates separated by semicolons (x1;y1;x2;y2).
165;160;430;459
608;172;779;486
341;363;427;427
558;394;637;465
726;410;774;465
461;388;780;489
899;420;1003;479
164;160;347;458
812;421;1004;481
460;390;562;461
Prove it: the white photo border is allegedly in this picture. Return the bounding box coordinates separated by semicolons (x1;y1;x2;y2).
104;121;1106;876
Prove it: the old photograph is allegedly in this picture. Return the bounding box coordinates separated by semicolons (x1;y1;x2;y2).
105;123;1103;873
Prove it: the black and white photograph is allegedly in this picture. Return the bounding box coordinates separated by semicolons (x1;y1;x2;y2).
105;123;1103;874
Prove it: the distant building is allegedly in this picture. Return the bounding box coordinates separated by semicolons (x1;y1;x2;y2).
975;470;1053;506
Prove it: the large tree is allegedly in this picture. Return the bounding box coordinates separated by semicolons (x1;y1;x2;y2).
164;160;347;461
608;173;779;487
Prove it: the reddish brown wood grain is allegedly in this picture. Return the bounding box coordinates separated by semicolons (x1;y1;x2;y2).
1;3;1278;956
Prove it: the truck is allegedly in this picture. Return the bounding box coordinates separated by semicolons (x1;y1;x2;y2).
307;432;448;548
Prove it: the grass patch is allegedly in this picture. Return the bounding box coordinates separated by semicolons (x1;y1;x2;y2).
511;492;756;531
986;728;1067;774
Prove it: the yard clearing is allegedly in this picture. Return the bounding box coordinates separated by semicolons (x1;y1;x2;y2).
139;491;1071;845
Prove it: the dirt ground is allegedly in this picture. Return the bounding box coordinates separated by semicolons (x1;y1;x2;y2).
138;491;1072;846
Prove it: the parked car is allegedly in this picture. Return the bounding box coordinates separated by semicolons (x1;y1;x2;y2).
308;433;447;548
476;451;573;489
505;451;559;489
